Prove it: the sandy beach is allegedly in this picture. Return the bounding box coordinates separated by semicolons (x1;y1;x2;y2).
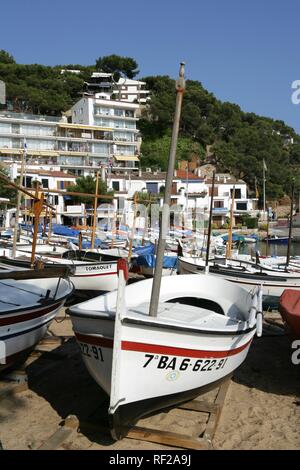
0;309;299;451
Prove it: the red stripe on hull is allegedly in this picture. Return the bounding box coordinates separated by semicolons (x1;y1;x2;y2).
75;332;114;348
121;339;252;358
0;301;62;327
74;272;117;278
75;332;252;358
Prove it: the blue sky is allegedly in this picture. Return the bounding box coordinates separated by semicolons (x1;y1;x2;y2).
1;0;300;131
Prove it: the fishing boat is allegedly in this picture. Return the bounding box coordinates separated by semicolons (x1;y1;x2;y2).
0;250;123;295
279;289;300;338
68;266;262;439
178;255;300;300
68;63;263;440
0;267;73;372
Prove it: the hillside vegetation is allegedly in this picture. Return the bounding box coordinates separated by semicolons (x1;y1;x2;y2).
0;50;299;200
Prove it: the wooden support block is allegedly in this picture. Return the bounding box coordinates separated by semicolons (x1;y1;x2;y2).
178;400;218;414
126;425;211;450
203;378;231;443
37;415;79;450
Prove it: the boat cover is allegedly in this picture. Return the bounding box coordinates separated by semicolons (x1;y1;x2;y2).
279;289;300;338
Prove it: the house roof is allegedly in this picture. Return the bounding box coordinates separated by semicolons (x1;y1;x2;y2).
26;169;76;179
176;170;204;181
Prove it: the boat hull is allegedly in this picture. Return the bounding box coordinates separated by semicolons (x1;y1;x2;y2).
71;311;255;438
279;289;300;338
178;257;300;299
0;300;66;372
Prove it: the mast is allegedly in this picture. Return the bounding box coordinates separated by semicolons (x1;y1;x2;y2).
128;191;138;263
149;63;186;317
91;171;99;249
12;145;26;258
205;170;216;268
226;185;235;259
286;181;295;267
31;181;44;267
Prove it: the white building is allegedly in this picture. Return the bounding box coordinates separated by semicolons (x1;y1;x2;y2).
70;95;140;171
8;163;77;225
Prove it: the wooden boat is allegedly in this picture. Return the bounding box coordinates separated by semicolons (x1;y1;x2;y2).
0;250;122;295
68;267;263;439
178;256;300;300
0;267;74;372
68;62;264;440
279;289;300;338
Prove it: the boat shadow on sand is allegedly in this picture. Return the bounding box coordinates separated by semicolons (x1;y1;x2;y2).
25;338;115;446
12;329;299;447
233;333;300;398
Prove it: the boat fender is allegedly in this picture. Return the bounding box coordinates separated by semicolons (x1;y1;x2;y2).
256;310;263;337
117;258;128;281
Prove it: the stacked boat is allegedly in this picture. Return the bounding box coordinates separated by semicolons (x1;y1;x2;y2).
0;267;73;372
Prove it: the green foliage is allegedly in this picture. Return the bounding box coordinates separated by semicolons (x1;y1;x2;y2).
141;136;205;170
141;75;300;201
241;216;258;229
0;168;17;204
1;53;300;201
95;55;139;79
0;50;15;64
67;175;114;205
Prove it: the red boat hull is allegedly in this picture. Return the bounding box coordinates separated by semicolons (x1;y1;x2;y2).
279;289;300;338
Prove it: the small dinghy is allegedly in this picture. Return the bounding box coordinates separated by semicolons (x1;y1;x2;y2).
279;289;300;338
69;264;262;439
0;267;74;372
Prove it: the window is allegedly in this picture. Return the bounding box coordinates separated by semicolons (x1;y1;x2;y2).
114;109;124;117
118;198;125;210
112;181;120;191
146;182;158;194
41;178;48;188
25;176;32;188
231;188;241;199
236;202;247;211
214;201;224;208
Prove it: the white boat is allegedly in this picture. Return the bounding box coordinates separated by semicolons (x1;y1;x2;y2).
0;268;73;372
68;62;263;440
0;250;121;294
68;271;262;439
178;255;300;299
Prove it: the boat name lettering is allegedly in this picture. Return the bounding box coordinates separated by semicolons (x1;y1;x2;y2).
143;354;228;372
85;264;112;272
79;342;104;361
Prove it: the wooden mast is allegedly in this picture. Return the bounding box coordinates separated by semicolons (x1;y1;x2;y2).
12;148;26;258
91;171;99;249
205;171;216;268
128;191;138;262
226;185;235;259
149;63;186;317
31;181;44;267
286;181;295;268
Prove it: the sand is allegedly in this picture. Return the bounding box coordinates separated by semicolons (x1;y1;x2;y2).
0;309;299;450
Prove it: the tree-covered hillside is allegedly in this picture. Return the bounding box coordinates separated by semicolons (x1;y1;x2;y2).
0;50;299;200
